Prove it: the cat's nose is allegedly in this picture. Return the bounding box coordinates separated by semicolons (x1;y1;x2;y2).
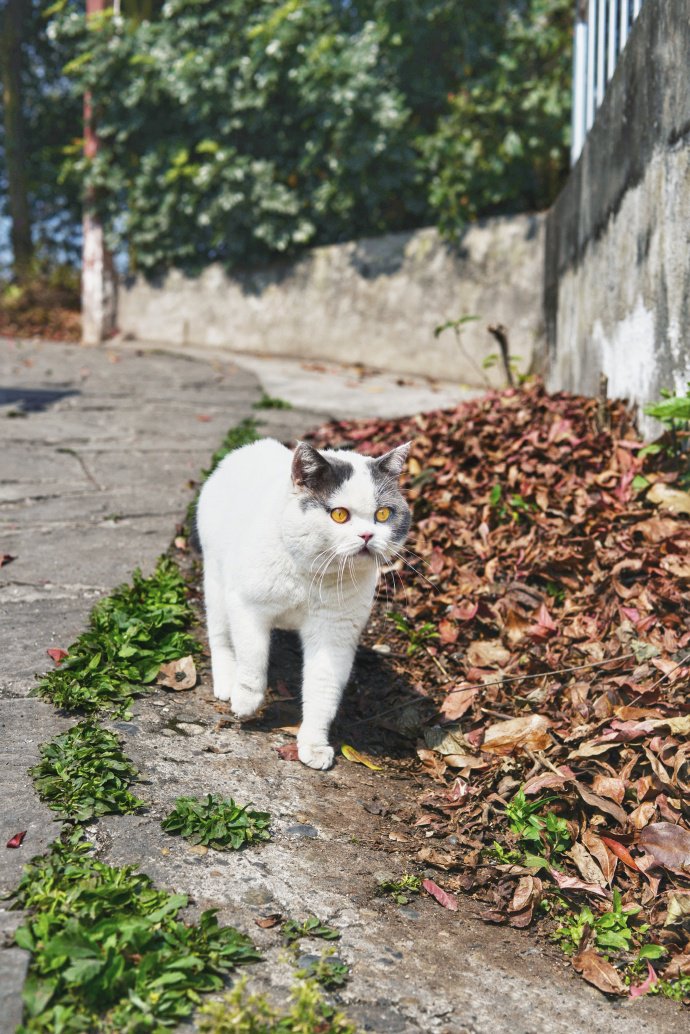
359;532;373;544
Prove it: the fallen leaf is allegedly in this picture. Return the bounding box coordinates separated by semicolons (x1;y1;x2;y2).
637;822;690;875
568;841;607;887
482;715;553;755
661;952;690;978
422;878;458;911
254;913;282;929
275;742;299;761
664;893;690;926
573;782;627;825
466;640;511;668
6;831;27;849
548;867;609;898
599;836;641;872
47;648;68;665
523;766;575;795
629;961;658;998
572;949;627;995
647;482;690;515
423;725;473;756
196;413;212;422
341;744;382;770
440;687;479;721
582;831;618;884
156;655;197;691
591;775;625;805
0;553;16;567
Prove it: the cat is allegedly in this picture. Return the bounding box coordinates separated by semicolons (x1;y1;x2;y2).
196;438;411;769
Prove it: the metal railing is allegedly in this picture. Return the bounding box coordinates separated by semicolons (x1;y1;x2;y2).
571;0;644;163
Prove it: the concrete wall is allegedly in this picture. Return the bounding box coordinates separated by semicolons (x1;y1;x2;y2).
543;0;690;433
118;217;544;387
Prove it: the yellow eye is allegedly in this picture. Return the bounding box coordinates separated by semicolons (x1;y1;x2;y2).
375;506;392;522
330;507;350;524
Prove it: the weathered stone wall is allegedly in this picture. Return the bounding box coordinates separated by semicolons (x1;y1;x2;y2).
118;217;545;387
543;0;690;433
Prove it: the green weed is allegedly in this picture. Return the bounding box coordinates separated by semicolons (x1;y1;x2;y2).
161;795;271;851
555;889;648;957
295;950;350;990
281;916;341;946
13;834;260;1033
198;975;357;1034
37;557;198;716
489;484;534;523
389;611;439;655
31;721;144;821
378;873;422;905
252;393;293;411
205;417;261;478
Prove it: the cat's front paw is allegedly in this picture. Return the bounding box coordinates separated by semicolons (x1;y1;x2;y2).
231;686;265;719
297;741;335;770
213;683;233;702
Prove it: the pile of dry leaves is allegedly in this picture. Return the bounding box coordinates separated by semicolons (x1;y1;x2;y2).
309;380;690;1000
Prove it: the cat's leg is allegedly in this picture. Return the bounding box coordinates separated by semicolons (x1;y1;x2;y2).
298;620;359;770
226;600;270;719
204;567;235;702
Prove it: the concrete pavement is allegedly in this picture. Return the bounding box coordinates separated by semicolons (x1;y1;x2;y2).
0;338;683;1033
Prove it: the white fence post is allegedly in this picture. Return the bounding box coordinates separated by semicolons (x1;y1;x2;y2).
571;0;645;164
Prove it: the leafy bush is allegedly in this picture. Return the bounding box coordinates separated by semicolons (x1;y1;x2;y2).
31;721;144;820
38;556;198;715
421;0;572;232
199;975;356;1034
14;835;260;1033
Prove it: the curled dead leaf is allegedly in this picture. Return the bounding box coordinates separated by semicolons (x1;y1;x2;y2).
647;482;690;515
157;655;197;691
422;878;458;911
466;639;511;668
482;714;552;755
568;841;607;887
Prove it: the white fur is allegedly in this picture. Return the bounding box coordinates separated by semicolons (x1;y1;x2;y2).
197;438;407;769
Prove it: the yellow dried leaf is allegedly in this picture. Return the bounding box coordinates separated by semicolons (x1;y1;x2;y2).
341;744;382;770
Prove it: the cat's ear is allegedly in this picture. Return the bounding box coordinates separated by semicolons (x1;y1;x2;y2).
291;442;333;490
373;442;412;479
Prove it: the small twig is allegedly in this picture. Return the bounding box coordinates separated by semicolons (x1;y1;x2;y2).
480;706;514;721
524;749;565;777
628;650;690;705
442;651;638;697
595;373;609;432
487;323;514;389
423;643;452;683
356;650;638;727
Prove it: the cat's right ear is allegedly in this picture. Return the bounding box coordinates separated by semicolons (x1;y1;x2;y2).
291;442;332;490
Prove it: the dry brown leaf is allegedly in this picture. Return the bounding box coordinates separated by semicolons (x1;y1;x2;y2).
568;842;607;887
440;687;479;721
637;822;690;875
466;639;511;668
156;655;197;691
647;482;690;514
582;830;618;884
481;715;553;755
591;775;625;805
573;782;627;826
572;949;627;995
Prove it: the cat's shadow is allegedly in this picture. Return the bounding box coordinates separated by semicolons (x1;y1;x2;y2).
254;630;420;759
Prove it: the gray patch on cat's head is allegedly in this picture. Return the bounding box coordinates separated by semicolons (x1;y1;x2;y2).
292;442;353;507
369;444;412;545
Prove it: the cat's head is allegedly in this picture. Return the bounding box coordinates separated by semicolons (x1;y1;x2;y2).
289;441;411;565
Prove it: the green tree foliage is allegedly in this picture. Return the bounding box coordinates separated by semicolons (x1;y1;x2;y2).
0;0;82;272
421;0;572;232
55;0;416;274
37;0;571;277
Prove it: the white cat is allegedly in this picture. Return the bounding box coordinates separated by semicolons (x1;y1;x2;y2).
196;438;411;769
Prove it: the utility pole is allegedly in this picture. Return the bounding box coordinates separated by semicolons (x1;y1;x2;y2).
82;0;116;345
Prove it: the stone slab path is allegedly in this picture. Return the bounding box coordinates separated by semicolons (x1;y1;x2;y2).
0;338;683;1034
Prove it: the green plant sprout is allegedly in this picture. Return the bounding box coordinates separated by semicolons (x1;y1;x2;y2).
389;611;439;655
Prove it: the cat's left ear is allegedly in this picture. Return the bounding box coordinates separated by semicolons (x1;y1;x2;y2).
373;442;412;479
